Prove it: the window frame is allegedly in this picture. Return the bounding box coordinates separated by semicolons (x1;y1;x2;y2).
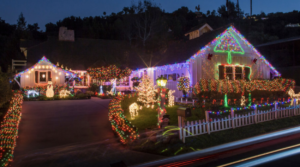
220;65;248;80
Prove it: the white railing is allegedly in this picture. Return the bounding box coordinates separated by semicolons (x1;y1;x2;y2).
179;100;300;143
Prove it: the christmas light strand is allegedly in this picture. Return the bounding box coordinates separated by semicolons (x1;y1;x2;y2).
0;91;23;166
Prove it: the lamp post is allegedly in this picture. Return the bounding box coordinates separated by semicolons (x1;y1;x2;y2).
156;75;168;128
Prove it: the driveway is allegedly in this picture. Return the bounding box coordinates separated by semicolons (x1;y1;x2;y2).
12;97;164;167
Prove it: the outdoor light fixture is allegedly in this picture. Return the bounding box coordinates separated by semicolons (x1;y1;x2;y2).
42;74;46;78
156;75;168;87
26;75;28;78
56;77;58;80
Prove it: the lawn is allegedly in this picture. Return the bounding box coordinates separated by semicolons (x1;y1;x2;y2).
121;95;292;131
121;96;206;131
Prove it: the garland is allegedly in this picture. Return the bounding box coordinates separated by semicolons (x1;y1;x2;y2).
108;94;139;144
194;78;295;94
0;91;23;166
87;66;132;81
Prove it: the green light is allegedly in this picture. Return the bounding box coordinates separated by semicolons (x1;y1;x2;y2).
248;93;251;106
214;31;245;64
224;94;228;107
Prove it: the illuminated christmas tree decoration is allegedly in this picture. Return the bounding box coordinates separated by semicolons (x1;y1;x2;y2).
177;77;190;97
135;75;156;107
248;93;252;106
214;31;244;64
59;89;71;98
129;102;139;120
168;90;175;107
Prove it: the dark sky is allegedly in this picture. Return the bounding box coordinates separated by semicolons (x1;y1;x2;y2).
0;0;299;31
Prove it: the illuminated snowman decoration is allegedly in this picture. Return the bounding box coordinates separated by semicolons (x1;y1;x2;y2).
46;81;54;97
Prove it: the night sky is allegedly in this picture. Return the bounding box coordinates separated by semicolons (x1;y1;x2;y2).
0;0;299;31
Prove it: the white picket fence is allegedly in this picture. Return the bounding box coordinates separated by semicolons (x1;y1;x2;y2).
178;101;300;143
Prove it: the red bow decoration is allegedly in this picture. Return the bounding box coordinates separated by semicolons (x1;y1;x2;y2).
253;58;257;64
207;53;213;60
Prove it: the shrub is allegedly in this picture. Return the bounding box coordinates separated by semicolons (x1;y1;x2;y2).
0;72;12;108
88;83;99;94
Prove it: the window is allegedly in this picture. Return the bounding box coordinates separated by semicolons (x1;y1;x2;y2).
235;67;242;80
40;72;46;82
219;65;250;80
168;75;173;80
225;67;233;80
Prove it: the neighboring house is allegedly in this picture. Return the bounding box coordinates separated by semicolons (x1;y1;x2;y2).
184;23;213;40
14;56;75;88
130;25;281;97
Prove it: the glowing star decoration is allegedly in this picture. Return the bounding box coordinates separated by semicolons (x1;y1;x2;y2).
27;90;39;98
46;81;54;98
129;102;139;120
135;75;156;107
288;88;300;105
214;31;244;64
241;96;246;107
168;90;175;107
59;89;71;98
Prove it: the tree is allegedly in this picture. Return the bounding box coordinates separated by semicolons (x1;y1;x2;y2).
206;10;211;16
133;0;162;46
17;12;26;31
135;74;156;107
177;77;190;97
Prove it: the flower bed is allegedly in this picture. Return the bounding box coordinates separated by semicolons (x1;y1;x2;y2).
108;94;139;144
0;91;23;166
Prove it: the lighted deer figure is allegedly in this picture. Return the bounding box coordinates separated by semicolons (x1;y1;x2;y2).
288;88;300;105
129;102;139;120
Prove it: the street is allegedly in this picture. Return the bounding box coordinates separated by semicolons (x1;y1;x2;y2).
12;98;164;167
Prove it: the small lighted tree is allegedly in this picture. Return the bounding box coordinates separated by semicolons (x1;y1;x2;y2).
214;31;244;64
135;75;156;107
177;77;190;97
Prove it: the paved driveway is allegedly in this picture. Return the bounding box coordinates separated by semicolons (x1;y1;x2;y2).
12;97;164;167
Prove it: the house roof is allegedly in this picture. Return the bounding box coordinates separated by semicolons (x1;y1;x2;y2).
137;25;281;77
14;56;75;79
256;36;300;47
184;23;213;35
148;25;229;67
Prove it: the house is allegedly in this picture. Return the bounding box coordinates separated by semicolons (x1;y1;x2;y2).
16;25;281;97
14;56;76;88
184;23;213;40
130;25;281;97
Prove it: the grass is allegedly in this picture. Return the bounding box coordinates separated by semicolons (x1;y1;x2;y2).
130;114;300;156
121;95;292;131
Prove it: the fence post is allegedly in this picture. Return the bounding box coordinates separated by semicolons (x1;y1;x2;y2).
205;111;210;134
178;116;182;140
231;108;235;129
254;105;258;123
193;99;195;106
275;101;278;119
294;98;296;116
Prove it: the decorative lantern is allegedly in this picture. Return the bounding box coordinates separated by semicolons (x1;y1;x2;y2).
156;75;168;87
